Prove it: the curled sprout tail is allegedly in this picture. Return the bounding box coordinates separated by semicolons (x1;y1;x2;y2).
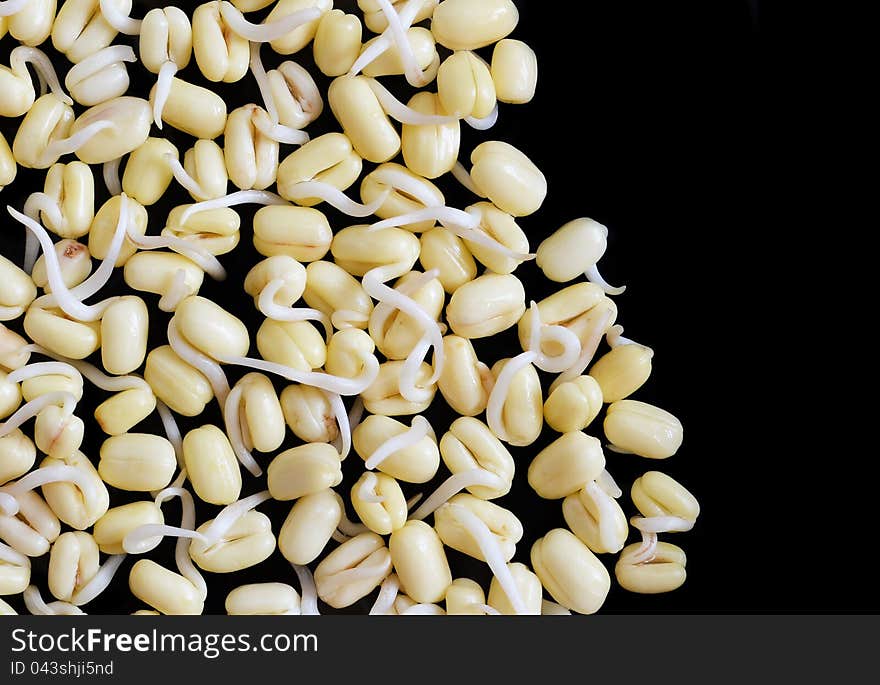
41;120;115;167
550;308;615;390
164;153;211;200
357;472;385;504
526;300;583;373
606;324;654;356
465;105;499;131
155;400;183;468
24;586;85;615
10;46;72;105
0;392;78;438
408;469;506;521
364;415;431;470
99;0;142;35
258;279;332;342
585;263;626;296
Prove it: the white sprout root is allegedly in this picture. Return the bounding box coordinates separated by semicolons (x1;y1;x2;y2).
223;385;264;477
367;79;457;125
41;120;115;167
23;585;85;615
166;319;231;404
452;161;487;198
486;350;537;444
362;263;444;384
99;0;142;35
597;469;623;499
150;486;207;600
152;60;177;128
218;353;380;397
326;391;352;459
258;279;332;342
357;472;385;504
220;3;322;42
293;564;320;615
71;554;126;606
155;400;183;468
582;481;620;552
369;574;400;615
165;153;211;199
9;46;73;104
442;503;531;615
179;190;287;224
585;263;626;296
526;300;582;373
0;464;99;518
364;415;431;470
103;158;122;196
198;490;272;548
465;105;499;131
550;308;615;391
408;469;506;521
283;182;390;217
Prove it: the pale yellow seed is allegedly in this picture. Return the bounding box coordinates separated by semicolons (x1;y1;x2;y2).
434;494;522;562
324;328;376;378
280;384;339;444
32;240;92;293
419;228;477;294
52;0;120;63
88;195;148;266
278;488;342;565
98;433;177;492
192;0;249;83
401;92;460;180
257;319;326;372
444;577;485;615
589;344;653;403
390;521;452;604
491;39;538;105
150;77;227;139
440;416;514;499
438;51;496;119
604;400;683;459
23;307;101;360
276;132;362;205
361;28;438;78
48;531;99;602
350;471;407;535
71;97;152;165
465;202;530;275
562;486;628;554
226;583;301;615
437;336;489;417
189;510;276;573
531;528;610;615
314;532;392;609
616;542;688;594
267;443;343;501
40;452;109;531
447;273;525;339
94;387;156;437
330;224;420;277
328;75;400;164
313;10;362;77
253;206;333;262
237;373;286;453
122;138;178;206
528;432;606;500
183;139;228;200
129;559;204;615
490;357;543;447
470;141;546;217
100;295;149;375
631;471;700;522
144;345;213;417
41;161;95;239
431;0;519;50
182;424;242;505
487;562;542;615
93;501;164;555
360;361;436;418
174;295;250;360
536;217;609;283
543;376;604;433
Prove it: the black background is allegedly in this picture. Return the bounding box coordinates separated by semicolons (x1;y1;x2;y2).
1;1;860;614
